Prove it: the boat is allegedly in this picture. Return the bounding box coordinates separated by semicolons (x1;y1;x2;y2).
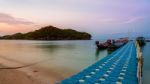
95;39;114;49
136;37;146;47
96;38;128;50
107;38;129;51
107;42;125;51
146;39;150;42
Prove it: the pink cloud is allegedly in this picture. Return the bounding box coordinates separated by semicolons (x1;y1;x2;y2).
121;16;144;24
0;13;34;25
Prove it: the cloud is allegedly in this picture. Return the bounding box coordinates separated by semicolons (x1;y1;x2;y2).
93;16;145;25
0;13;34;25
120;16;144;24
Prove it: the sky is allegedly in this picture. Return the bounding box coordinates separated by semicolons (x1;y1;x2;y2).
0;0;150;39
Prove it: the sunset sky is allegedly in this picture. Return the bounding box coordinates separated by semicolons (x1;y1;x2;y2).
0;0;150;39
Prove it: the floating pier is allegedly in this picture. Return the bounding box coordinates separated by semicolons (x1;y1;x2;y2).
60;42;140;84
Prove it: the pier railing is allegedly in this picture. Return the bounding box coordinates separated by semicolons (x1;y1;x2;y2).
136;41;143;84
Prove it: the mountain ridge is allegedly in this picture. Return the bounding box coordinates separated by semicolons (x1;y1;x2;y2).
0;26;91;40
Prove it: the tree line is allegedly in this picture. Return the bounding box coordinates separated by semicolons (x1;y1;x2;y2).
0;26;91;40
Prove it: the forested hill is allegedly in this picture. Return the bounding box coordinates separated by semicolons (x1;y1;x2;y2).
0;26;91;40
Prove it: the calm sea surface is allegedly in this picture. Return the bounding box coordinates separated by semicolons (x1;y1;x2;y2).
0;40;108;80
143;42;150;84
0;40;150;83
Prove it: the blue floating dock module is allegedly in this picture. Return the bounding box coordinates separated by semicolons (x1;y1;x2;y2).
60;42;138;84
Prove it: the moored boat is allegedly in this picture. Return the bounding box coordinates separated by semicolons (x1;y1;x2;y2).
107;38;128;51
96;38;128;50
107;42;125;51
136;37;146;47
146;39;150;42
95;39;114;49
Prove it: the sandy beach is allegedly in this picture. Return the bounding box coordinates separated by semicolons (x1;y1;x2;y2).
0;68;42;84
0;64;63;84
0;57;74;84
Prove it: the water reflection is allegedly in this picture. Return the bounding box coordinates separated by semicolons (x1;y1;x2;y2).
95;48;108;61
35;44;76;53
95;48;100;56
142;42;150;84
107;50;113;54
0;40;109;82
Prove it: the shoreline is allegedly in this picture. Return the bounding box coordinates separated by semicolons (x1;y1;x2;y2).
0;64;65;84
0;65;42;84
0;58;74;84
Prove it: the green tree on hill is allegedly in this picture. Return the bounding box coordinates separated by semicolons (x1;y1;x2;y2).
0;26;91;40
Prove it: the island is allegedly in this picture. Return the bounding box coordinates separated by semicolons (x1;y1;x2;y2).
0;26;91;40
